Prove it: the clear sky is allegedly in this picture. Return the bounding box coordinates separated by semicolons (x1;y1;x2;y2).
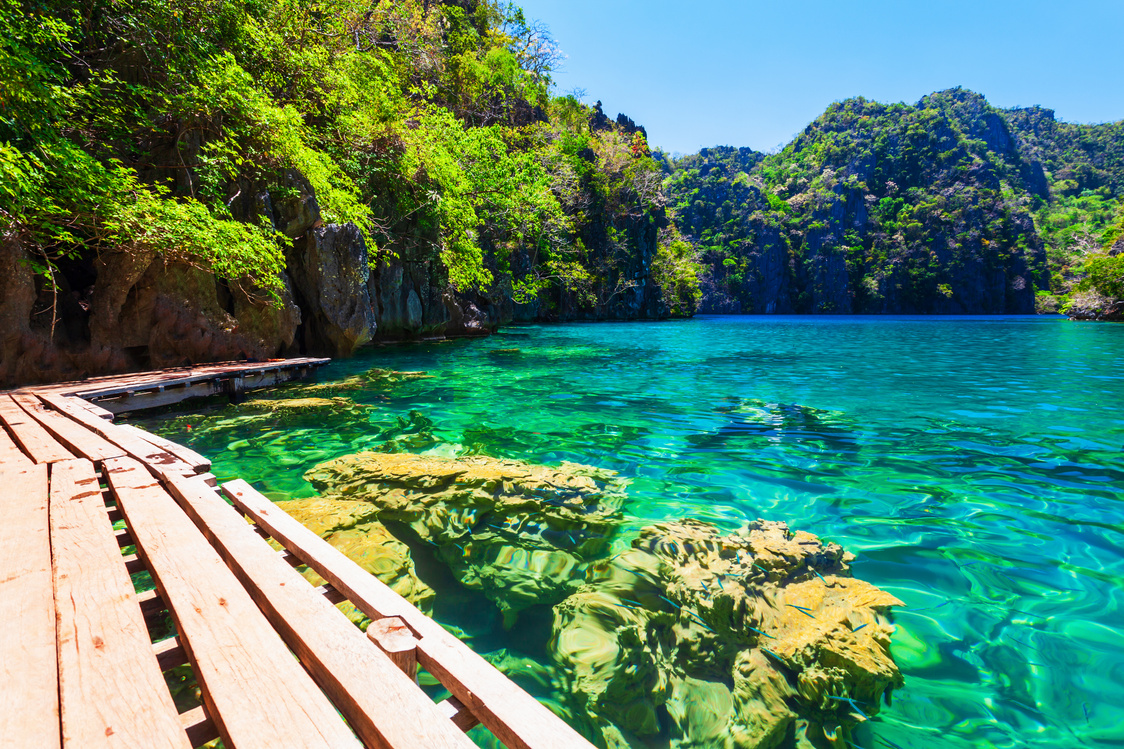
513;0;1124;154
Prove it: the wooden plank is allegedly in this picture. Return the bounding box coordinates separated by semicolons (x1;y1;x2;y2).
116;424;210;473
153;637;188;672
77;399;115;421
166;474;475;749
104;458;362;749
223;479;596;749
180;706;218;747
0;421;35;469
10;393;125;462
0;395;74;464
0;461;58;749
50;458;189;749
74;358;330;401
37;395;193;478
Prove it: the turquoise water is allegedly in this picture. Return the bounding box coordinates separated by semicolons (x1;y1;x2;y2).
138;315;1124;748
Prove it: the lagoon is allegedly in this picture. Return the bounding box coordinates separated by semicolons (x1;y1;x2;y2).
140;315;1124;749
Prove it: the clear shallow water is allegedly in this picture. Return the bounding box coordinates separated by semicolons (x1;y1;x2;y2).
138;315;1124;748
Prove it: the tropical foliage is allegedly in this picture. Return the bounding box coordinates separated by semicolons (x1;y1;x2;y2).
0;0;690;314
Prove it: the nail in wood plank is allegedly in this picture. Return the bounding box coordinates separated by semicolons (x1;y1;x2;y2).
50;458;189;748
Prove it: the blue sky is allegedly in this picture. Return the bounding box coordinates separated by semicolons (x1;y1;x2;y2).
513;0;1124;154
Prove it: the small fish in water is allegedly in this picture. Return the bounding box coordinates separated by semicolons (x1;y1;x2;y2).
686;610;715;632
852;623;868;633
659;595;682;610
715;576;725;590
1084;703;1091;723
700;579;710;594
568;533;577;545
747;625;776;640
787;604;816;619
754;563;770;575
761;647;788;665
811;568;827;583
911;600;951;613
827;695;868;718
612;602;641;611
621;598;645;608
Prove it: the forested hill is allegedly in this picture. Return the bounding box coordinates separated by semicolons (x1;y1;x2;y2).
665;89;1124;317
3;3;1123;388
0;0;701;385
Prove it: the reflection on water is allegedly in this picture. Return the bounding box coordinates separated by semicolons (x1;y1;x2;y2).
136;315;1124;749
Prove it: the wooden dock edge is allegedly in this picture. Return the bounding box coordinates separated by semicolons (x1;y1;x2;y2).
0;358;597;749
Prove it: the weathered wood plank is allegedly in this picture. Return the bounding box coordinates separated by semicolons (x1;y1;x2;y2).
179;706;218;747
438;697;481;733
152;637;188;672
50;458;189;749
11;393;125;462
222;479;596;749
104;458;361;749
167;474;476;749
0;461;58;749
37;395;193;478
116;424;210;473
0;395;73;464
0;421;35;468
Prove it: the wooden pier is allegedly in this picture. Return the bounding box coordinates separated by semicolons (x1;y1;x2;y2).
0;359;595;749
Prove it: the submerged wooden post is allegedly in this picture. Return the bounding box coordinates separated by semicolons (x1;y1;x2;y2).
366;617;419;680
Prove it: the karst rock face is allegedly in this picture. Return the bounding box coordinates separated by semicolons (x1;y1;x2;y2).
550;519;904;749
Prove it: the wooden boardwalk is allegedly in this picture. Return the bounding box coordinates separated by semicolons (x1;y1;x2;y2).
0;359;595;749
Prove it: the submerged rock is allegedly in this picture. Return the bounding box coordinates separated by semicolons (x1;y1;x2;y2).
289;366;434;396
550;519;903;749
305;452;627;622
243;395;370;415
274;495;436;620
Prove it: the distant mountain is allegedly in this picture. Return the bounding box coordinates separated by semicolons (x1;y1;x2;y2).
665;88;1123;315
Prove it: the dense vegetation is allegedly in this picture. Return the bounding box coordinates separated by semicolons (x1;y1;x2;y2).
0;0;690;349
3;0;1122;387
665;89;1124;316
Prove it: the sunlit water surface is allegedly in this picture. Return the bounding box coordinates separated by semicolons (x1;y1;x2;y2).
138;315;1124;748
